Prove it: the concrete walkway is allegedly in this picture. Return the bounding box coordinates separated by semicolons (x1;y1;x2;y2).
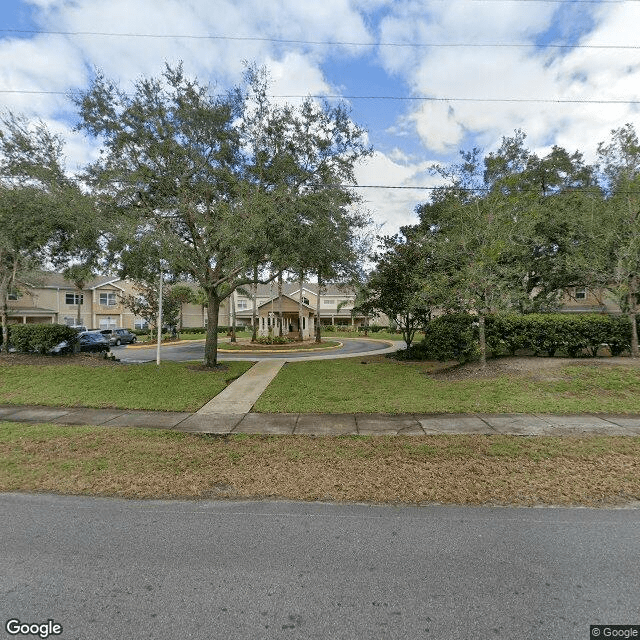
1;404;640;435
195;359;285;415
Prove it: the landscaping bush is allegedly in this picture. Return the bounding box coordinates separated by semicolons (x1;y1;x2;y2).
180;327;207;334
256;335;294;345
485;313;637;358
422;313;479;363
9;323;78;354
323;325;336;332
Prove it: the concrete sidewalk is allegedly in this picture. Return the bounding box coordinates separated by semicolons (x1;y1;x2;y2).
195;359;285;415
1;404;640;435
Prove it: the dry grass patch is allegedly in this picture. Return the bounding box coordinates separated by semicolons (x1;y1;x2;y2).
2;423;639;506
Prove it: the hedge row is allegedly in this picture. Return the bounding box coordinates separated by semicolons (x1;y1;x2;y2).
417;313;640;362
4;323;78;354
485;313;635;358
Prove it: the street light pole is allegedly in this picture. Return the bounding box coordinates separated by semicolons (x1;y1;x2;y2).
156;264;163;366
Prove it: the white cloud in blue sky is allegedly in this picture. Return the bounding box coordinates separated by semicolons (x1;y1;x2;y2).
0;0;639;235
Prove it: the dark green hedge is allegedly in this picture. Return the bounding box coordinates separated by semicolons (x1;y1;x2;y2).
485;313;635;357
413;312;638;362
421;313;480;363
8;323;78;354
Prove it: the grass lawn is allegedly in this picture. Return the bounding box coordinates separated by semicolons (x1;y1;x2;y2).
0;360;253;412
323;330;405;341
135;331;254;343
254;356;640;414
1;423;638;506
219;340;340;351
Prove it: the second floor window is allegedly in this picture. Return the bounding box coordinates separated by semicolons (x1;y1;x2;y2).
99;292;117;306
65;293;83;305
8;290;21;300
237;299;248;310
575;288;587;300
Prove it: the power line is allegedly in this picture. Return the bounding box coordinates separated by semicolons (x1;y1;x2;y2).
1;88;638;105
2;28;640;50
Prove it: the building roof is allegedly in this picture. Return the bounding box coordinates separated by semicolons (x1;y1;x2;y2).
36;272;122;290
35;273;355;297
247;281;355;298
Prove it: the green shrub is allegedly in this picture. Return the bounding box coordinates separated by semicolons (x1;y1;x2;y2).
256;335;294;345
422;313;479;363
323;325;335;332
485;313;637;358
180;326;207;334
608;316;633;356
9;323;78;354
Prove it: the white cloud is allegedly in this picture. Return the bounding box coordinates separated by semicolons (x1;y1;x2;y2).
377;0;640;162
354;150;440;235
6;0;640;236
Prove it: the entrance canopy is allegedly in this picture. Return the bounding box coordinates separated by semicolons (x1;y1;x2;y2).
257;294;315;339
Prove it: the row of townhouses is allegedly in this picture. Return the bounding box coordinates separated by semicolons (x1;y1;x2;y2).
4;273;382;339
4;273;624;339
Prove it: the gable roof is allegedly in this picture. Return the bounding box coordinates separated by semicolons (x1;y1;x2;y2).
37;272;122;290
257;293;315;312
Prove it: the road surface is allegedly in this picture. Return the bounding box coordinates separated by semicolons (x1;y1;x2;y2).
116;337;400;363
2;494;638;640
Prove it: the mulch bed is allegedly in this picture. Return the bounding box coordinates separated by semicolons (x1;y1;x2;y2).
0;353;123;367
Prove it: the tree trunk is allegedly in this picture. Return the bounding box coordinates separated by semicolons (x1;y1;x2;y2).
278;271;283;337
478;314;487;366
204;295;220;367
251;266;258;342
315;274;322;343
402;314;414;349
1;277;9;353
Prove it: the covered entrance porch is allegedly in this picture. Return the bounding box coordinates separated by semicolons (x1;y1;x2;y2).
258;294;315;340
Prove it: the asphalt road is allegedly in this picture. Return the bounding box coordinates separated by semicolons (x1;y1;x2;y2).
2;494;638;640
115;337;399;363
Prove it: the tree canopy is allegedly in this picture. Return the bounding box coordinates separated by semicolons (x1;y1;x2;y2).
74;64;371;365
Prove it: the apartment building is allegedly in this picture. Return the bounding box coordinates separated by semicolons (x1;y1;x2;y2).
6;273;135;329
5;273;379;337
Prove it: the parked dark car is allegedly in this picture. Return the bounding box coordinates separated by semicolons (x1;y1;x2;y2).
51;331;110;355
99;328;137;346
78;331;110;352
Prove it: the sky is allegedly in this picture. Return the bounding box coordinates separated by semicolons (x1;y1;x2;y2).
1;0;639;237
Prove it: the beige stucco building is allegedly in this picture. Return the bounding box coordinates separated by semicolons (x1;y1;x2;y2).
5;273;381;336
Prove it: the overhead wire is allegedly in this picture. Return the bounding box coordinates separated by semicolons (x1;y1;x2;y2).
1;28;640;50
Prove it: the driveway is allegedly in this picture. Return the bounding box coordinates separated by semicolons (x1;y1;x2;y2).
115;337;403;363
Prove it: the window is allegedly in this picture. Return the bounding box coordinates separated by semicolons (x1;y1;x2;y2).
575;287;587;300
99;292;117;306
65;293;83;305
99;317;117;330
237;299;248;310
302;297;310;305
134;318;149;330
7;290;21;300
323;299;335;305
